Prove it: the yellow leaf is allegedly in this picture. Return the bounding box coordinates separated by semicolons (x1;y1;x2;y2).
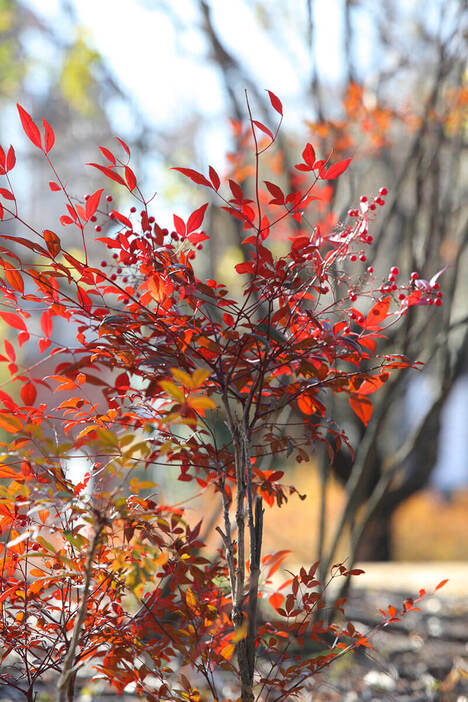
160;380;185;403
185;585;196;610
188;396;216;411
171;367;193;389
192;368;211;387
76;425;98;440
0;414;23;434
232;620;248;642
220;643;235;660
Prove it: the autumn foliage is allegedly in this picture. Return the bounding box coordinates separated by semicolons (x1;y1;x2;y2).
0;93;447;702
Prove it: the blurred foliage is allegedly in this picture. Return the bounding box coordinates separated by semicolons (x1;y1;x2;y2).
59;31;101;114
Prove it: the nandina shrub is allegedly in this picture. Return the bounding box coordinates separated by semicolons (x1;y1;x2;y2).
0;94;447;702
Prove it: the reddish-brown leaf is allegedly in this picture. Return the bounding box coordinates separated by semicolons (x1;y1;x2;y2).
49;181;61;192
16;104;42;149
43;229;61;258
264;181;284;204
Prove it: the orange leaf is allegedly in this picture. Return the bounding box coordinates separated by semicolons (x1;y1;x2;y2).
349;395;373;425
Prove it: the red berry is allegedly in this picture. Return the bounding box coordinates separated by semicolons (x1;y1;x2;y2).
398;293;406;300
432;282;440;290
95;225;102;232
366;235;373;243
90;215;97;222
391;266;399;276
110;274;117;281
84;194;90;201
100;261;107;267
379;187;388;196
360;195;368;203
367;266;374;273
350;254;357;262
369;203;376;211
410;272;419;280
435;299;442;306
359;254;366;262
130;206;137;213
106;195;113;202
348;209;355;217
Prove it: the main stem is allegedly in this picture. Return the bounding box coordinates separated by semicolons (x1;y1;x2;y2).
230;419;263;702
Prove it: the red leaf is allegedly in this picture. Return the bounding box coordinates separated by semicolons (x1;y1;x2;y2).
0;145;4;172
49;181;61;192
124;166;137;191
209;165;220;190
99;146;116;164
235;261;254;274
187;231;209;244
114;136;131;158
435;579;449;591
4;339;15;362
297;393;316;415
355;372;389;395
268;592;284;610
253;120;273;139
87;162;126;186
302;143;316;167
41;310;52;338
6;146;15;172
16;104;42;149
187;203;208;234
349;395;373;425
0;188;14;200
85;188;104;221
173;214;186;237
323;157;352;180
172;167;212;188
294;163;312;172
0;203;3;220
42;118;55;153
229;179;243;201
264;181;284;205
266;90;283;116
3;264;24;293
0;311;27;333
365;296;391;329
21;382;36;406
43;229;61;257
111;210;132;229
